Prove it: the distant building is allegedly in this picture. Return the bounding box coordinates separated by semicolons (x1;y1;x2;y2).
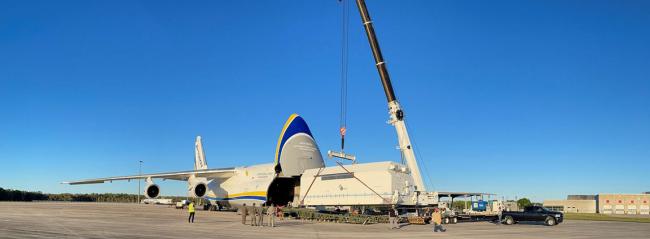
567;195;596;200
597;193;650;215
543;193;650;215
141;198;173;205
544;199;596;213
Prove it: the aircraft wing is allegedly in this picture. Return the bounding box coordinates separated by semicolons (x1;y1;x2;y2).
62;167;236;185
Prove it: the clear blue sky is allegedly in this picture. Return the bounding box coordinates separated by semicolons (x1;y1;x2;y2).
1;0;648;202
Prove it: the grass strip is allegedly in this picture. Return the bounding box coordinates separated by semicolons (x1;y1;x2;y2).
565;213;650;223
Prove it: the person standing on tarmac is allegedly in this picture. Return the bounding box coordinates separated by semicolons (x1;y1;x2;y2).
257;204;264;227
241;203;248;225
277;205;285;220
267;204;276;227
388;205;398;229
497;204;503;224
188;202;196;223
250;203;258;226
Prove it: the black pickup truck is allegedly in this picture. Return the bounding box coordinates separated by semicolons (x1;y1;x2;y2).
501;206;563;226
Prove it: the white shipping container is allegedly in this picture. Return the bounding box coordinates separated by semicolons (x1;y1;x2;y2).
299;161;434;206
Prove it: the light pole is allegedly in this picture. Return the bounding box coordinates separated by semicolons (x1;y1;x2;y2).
138;160;143;204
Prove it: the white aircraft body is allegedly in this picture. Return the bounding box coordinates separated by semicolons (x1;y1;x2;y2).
64;114;325;207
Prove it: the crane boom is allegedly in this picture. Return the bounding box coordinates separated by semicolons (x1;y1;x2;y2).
354;0;426;192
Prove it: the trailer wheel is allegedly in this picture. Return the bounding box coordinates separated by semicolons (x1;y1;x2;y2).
451;217;458;224
443;217;450;224
545;216;556;226
504;216;514;225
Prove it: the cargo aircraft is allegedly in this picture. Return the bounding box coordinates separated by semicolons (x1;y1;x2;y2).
66;0;435;208
64;114;325;207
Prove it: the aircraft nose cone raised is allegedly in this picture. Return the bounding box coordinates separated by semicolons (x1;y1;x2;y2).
274;114;325;177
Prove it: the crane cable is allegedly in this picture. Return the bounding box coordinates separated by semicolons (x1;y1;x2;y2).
339;0;349;152
298;167;325;206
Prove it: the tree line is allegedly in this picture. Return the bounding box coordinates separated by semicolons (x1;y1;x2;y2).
0;187;48;201
0;187;186;203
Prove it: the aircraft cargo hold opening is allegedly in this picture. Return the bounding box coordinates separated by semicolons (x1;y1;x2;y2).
266;176;300;206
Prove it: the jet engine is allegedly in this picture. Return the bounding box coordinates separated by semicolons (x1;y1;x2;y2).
192;182;207;198
145;184;160;198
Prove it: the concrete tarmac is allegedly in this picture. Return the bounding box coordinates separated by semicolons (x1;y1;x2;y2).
1;202;649;239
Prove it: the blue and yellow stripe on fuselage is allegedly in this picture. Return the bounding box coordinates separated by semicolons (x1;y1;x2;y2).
204;191;267;202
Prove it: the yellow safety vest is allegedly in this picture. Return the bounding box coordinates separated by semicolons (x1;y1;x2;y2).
432;212;442;224
188;203;195;213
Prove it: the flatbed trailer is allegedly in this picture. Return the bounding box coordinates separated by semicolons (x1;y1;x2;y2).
282;208;391;224
436;192;502;223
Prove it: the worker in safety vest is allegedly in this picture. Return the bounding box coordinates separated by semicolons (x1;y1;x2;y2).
432;208;446;232
188;202;196;223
